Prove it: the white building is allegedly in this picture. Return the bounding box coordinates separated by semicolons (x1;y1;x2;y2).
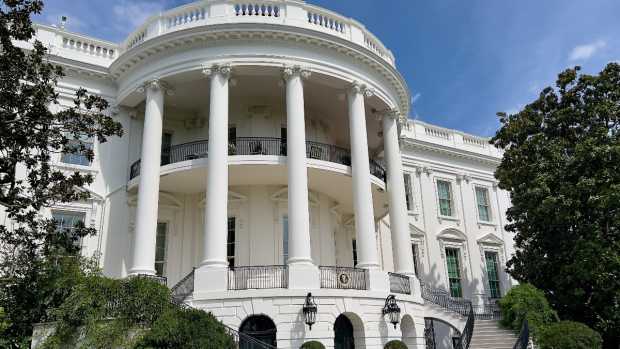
12;1;516;348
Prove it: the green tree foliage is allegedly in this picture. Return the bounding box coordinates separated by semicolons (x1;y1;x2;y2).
0;0;123;346
384;340;408;349
498;283;558;335
537;321;603;349
491;63;620;348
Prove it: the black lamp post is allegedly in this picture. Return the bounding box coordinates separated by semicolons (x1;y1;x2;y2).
383;295;401;329
303;292;318;330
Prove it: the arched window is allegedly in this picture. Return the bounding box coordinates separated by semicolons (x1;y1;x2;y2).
334;314;355;349
240;315;277;349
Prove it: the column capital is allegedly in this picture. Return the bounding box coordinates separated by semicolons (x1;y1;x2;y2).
282;65;311;80
348;81;374;98
136;78;174;95
202;63;232;79
373;108;401;121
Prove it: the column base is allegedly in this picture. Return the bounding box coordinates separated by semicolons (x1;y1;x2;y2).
288;263;320;290
194;265;229;293
128;267;156;276
366;268;389;292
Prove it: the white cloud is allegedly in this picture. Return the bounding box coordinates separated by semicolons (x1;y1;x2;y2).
569;40;606;61
112;1;166;33
411;93;422;104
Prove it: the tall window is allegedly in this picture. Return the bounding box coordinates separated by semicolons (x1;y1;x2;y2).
52;210;86;247
412;243;420;277
160;132;172;165
282;215;289;263
280;127;287;155
445;248;463;297
475;187;491;222
485;251;501;299
352;239;358;267
155;223;167;276
227;217;236;267
404;173;414;211
436;180;453;217
60;137;93;166
228;126;237;154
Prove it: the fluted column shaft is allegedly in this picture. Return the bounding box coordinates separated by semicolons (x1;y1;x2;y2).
383;112;416;275
284;66;313;265
201;65;231;268
348;83;380;269
130;81;165;276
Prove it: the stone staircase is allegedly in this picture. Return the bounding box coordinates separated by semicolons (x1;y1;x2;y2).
470;320;519;349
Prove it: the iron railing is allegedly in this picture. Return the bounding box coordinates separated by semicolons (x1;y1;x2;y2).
472;299;502;320
388;272;411;294
228;265;288;290
512;319;530;349
454;303;474;349
319;266;368;290
420;281;472;317
129;137;387;182
171;268;195;305
224;323;278;349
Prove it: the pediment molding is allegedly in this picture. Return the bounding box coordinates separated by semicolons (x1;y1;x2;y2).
198;190;248;207
437;227;467;242
477;233;504;246
270;187;319;207
128;192;182;210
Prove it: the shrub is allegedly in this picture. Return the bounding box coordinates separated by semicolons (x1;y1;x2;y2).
384;340;408;349
301;340;327;349
498;283;557;334
133;307;235;349
537;321;602;349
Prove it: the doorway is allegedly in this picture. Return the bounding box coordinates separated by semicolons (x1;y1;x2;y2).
334;314;355;349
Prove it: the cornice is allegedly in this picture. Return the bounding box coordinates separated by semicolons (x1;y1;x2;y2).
400;138;502;166
109;23;410;116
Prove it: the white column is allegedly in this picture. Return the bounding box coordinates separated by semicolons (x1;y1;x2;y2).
194;64;232;294
201;64;231;268
347;83;380;270
129;80;165;276
383;112;416;276
283;66;319;289
284;66;313;266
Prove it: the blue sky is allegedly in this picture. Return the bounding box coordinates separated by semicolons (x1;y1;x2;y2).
35;0;620;137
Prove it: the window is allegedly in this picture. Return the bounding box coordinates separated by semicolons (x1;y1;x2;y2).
227;217;236;267
352;239;358;267
485;251;501;299
52;210;85;247
229;126;237;155
60;137;93;166
475;187;491;222
436;180;453;216
445;248;463;298
155;223;167;276
282;215;288;263
412;243;420;277
280;127;287;155
161;132;172;165
404;173;414;211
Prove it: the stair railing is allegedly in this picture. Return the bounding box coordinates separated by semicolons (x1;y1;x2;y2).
512;319;530;349
454;303;474;349
420;281;472;316
171;268;195;305
223;323;278;349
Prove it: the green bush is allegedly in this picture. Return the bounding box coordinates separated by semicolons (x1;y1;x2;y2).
134;307;235;349
537;321;602;349
384;340;408;349
498;283;557;334
300;340;327;349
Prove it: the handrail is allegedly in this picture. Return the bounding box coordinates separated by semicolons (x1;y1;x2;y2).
512;319;530;349
454;303;474;349
224;323;278;349
388;272;411;294
171;268;195;305
129;137;387;182
228;265;288;290
420;281;472;317
319;266;368;290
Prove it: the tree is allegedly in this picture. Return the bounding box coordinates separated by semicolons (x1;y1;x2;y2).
491;63;620;348
0;0;123;346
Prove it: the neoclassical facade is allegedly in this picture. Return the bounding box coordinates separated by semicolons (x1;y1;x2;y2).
11;1;515;348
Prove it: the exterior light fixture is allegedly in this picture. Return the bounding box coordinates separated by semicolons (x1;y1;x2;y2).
383;295;401;329
303;292;318;330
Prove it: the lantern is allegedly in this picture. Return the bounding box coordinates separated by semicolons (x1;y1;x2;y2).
303;292;318;330
383;295;401;329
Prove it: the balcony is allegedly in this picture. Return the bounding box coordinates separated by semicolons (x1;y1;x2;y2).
388;272;411;295
129;137;387;182
319;266;368;290
228;265;288;290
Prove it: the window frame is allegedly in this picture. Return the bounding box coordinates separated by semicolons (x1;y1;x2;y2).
60;136;94;167
227;216;236;267
282;215;289;264
444;247;463;298
154;222;169;277
484;250;502;299
434;177;457;219
474;185;493;223
404;172;415;212
51;210;87;248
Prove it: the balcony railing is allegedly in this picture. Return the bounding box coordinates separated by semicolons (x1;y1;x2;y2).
129;137;387;182
319;266;368;290
228;265;288;290
420;281;472;317
388;272;411;294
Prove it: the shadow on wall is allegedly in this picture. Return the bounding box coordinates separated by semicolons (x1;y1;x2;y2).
420;247;482;301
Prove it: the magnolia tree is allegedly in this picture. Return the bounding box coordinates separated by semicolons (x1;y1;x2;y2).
0;0;122;346
492;63;620;348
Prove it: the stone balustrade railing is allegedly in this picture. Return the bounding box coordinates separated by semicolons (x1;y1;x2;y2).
119;0;395;66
